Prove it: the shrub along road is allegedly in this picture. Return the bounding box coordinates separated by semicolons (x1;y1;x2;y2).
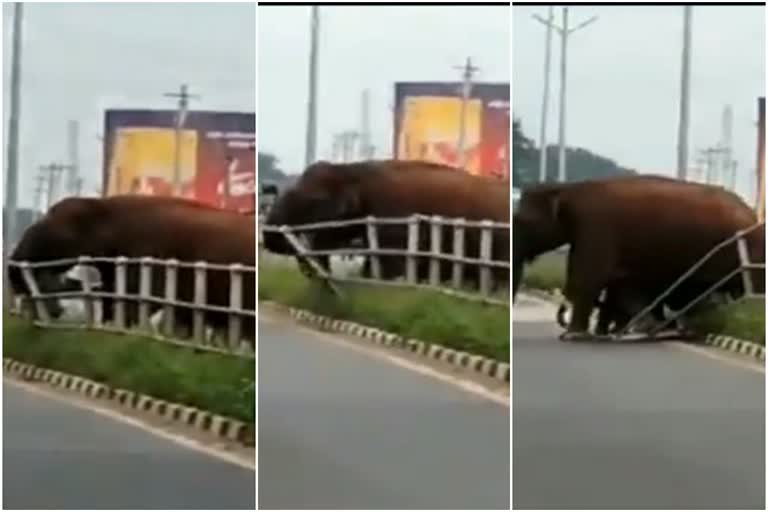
2;381;255;510
258;311;509;510
512;295;765;510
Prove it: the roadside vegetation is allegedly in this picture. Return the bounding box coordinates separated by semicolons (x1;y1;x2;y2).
521;252;765;345
3;314;255;421
259;258;509;362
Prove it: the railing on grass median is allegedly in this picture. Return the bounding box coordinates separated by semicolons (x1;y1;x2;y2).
7;256;256;358
615;222;766;338
259;214;511;307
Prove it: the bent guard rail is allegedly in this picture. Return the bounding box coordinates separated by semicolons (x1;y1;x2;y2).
259;214;511;307
612;222;765;339
7;256;256;359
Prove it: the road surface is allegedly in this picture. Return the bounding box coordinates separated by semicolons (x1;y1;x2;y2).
3;381;255;510
258;312;510;509
513;295;765;510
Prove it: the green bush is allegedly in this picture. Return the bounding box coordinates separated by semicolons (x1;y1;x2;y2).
259;260;509;362
3;315;255;422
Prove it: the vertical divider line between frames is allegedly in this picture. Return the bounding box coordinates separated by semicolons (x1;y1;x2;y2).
253;2;260;506
508;4;514;510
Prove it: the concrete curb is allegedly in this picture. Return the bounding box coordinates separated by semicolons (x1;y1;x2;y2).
701;334;765;362
519;287;765;362
262;301;510;383
2;358;255;446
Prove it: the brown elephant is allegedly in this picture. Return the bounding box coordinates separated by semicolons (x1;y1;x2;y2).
513;175;764;340
9;195;256;342
263;159;510;291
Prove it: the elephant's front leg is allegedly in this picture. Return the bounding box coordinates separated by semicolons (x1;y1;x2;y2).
561;246;609;341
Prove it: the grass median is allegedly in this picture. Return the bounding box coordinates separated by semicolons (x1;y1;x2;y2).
259;258;509;362
521;251;765;345
3;314;255;422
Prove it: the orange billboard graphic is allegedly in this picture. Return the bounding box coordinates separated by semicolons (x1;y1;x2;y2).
106;127;198;198
397;96;484;173
393;82;509;180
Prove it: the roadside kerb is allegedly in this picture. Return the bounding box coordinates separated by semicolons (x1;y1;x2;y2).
2;358;255;446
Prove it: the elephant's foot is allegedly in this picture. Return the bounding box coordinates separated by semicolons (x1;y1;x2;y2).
559;330;595;342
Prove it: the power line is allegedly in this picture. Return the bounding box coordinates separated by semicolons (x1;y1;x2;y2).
534;7;598;183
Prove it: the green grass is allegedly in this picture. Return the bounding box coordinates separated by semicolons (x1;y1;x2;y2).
3;314;255;422
259;259;509;362
520;250;765;344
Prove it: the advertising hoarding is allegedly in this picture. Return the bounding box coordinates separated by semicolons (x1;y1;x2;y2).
393;82;509;180
103;109;255;213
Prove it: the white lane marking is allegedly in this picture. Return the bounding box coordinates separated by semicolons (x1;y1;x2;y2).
4;377;255;471
261;314;510;408
663;341;766;374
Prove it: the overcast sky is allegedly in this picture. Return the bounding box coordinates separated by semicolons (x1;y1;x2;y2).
2;2;255;208
258;5;509;174
514;5;765;203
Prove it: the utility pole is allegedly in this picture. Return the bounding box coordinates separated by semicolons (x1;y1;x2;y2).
32;173;46;220
40;163;72;209
163;84;200;196
454;57;479;169
677;5;693;180
536;7;598;182
360;89;373;160
533;6;554;182
4;2;23;269
67;120;80;195
305;5;320;168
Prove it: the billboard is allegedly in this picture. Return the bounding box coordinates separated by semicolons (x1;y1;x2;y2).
393;82;509;180
103;109;256;213
757;97;765;221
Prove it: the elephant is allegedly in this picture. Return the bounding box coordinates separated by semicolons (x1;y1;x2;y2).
513;175;764;340
9;195;256;342
262;159;510;291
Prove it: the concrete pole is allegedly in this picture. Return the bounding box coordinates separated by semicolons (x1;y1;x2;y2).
67;120;80;195
304;6;319;168
4;2;23;256
676;6;692;180
557;7;569;183
536;7;554;182
455;57;478;169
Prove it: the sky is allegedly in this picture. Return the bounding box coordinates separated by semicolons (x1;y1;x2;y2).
514;5;765;203
2;2;255;208
258;5;510;174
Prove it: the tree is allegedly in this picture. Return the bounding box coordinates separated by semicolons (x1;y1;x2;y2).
258;152;286;183
512;117;538;186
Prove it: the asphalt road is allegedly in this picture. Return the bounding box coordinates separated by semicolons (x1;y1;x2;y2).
513;295;765;510
258;313;510;510
3;382;255;510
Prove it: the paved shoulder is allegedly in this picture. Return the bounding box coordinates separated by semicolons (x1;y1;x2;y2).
512;298;765;510
3;382;255;510
258;315;510;510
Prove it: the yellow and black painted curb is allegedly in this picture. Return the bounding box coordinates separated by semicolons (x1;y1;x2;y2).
702;334;765;362
2;358;255;446
263;301;510;383
520;287;765;362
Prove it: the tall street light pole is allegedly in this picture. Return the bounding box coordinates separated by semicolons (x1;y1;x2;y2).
305;6;320;169
536;7;598;183
676;6;693;180
533;6;554;183
4;2;24;291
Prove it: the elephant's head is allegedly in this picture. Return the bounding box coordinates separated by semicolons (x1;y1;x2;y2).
263;161;365;255
9;197;106;298
512;183;570;300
